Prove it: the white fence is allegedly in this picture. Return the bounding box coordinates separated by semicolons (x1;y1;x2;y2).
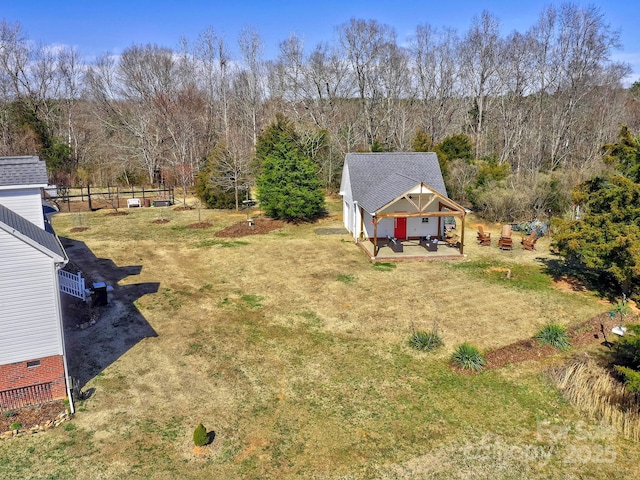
58;270;89;301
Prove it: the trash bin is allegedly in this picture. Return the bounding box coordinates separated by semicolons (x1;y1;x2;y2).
144;198;151;208
92;282;108;307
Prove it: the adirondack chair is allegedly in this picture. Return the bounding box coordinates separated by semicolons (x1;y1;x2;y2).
522;231;538;250
498;225;513;250
477;225;491;246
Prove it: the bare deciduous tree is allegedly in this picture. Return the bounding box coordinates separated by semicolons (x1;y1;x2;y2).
238;26;265;148
410;24;461;143
338;18;396;147
458;11;502;159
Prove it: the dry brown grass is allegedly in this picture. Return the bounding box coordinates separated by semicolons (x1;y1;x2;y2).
549;356;640;442
1;198;637;479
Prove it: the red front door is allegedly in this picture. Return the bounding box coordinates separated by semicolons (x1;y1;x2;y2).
394;217;407;239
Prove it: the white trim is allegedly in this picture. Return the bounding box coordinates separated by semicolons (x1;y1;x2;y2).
0;223;66;262
0;184;47;191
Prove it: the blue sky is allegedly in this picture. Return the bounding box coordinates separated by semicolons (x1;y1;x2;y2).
4;0;640;83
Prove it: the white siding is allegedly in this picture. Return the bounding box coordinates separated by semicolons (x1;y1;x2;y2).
343;201;352;233
0;229;63;364
0;188;45;229
380;195;441;238
406;217;438;238
364;214;396;238
340;165;353;234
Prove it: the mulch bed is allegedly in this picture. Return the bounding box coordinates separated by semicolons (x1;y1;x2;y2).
484;312;617;369
215;218;285;238
69;226;89;232
0;401;66;433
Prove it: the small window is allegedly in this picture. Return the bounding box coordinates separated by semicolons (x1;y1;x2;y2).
422;217;429;223
27;360;40;368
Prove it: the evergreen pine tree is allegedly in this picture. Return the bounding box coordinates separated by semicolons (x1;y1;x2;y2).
256;115;325;221
193;423;209;447
553;174;640;296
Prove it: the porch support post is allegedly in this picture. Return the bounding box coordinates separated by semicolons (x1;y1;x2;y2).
460;213;466;255
373;216;378;256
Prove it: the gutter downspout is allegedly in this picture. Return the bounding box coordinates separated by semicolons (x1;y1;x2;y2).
54;257;75;415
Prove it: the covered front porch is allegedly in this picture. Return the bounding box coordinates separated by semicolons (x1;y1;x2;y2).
363;183;467;259
358;237;465;261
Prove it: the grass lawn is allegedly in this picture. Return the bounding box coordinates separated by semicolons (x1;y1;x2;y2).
1;198;638;479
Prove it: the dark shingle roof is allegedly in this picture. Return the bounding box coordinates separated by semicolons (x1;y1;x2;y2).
0;156;48;187
345;152;448;212
0;203;66;261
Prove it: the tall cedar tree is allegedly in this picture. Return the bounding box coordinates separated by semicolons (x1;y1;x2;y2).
602;126;640;183
256;115;325;221
553;174;640;296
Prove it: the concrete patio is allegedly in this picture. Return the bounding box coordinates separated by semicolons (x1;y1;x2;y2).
358;238;465;261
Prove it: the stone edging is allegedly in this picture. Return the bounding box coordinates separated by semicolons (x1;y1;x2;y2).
1;411;73;440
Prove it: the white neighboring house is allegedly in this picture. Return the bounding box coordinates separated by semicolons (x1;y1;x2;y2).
0;156;73;410
340;152;466;254
0;156;49;229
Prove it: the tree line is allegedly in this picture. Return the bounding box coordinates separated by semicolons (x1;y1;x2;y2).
0;3;638;220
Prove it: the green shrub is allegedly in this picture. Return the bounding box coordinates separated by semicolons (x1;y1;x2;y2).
451;343;486;372
535;323;570;350
408;329;444;352
3;410;16;418
9;422;21;430
615;365;640;392
610;324;640;394
193;423;209;447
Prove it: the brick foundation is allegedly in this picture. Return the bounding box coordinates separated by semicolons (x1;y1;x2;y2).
0;355;68;404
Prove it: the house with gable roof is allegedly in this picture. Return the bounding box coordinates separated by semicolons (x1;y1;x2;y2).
340;152;466;258
0;156;73;411
0;156;50;229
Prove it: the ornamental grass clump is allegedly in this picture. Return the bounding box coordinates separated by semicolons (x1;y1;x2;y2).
408;328;444;352
535;323;570;350
451;343;486;372
193;423;209;447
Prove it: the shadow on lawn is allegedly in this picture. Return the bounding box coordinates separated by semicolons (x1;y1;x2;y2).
59;237;159;388
539;255;621;301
